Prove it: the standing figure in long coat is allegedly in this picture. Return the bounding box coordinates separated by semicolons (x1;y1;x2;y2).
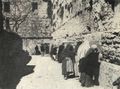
58;43;65;63
79;44;101;87
61;44;75;80
35;45;41;55
40;44;45;56
76;40;90;77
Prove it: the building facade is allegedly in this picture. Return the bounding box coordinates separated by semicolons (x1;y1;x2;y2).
2;0;52;38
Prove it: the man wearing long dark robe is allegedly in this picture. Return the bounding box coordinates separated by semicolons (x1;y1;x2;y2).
58;43;64;63
79;45;100;87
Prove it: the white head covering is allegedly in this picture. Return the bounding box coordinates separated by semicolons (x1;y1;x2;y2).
91;44;97;49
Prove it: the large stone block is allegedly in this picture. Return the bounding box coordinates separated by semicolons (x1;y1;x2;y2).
99;61;120;89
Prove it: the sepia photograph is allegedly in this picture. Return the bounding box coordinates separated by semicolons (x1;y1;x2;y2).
0;0;120;89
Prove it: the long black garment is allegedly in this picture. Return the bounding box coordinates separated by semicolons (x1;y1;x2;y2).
79;48;100;87
58;44;64;63
61;44;75;75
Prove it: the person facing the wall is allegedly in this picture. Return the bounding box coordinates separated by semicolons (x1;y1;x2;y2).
79;44;102;87
58;43;65;63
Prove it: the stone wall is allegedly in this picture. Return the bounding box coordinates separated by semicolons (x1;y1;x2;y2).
50;1;120;89
51;0;116;40
99;61;120;89
101;31;120;65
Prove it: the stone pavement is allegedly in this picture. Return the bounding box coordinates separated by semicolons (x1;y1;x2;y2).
17;56;104;89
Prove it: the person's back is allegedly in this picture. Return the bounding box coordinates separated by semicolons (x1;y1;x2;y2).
46;44;49;54
85;47;100;86
54;47;58;55
62;44;75;62
85;48;99;66
41;44;44;52
35;45;40;55
58;44;64;54
58;44;65;62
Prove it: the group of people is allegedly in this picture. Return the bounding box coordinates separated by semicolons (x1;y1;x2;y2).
34;43;50;55
50;40;103;87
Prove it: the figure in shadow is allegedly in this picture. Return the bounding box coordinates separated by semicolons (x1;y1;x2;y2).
113;77;120;89
40;44;45;56
79;44;101;87
50;44;57;61
61;44;75;80
45;44;49;54
0;30;34;89
58;43;65;63
35;45;41;55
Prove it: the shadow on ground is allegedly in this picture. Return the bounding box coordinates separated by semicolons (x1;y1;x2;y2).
0;30;35;89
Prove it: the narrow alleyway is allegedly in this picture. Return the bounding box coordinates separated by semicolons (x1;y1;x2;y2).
17;56;104;89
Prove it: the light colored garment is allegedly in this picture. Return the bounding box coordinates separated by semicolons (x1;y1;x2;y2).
66;57;74;73
76;40;90;62
74;57;80;76
62;57;74;75
74;40;90;76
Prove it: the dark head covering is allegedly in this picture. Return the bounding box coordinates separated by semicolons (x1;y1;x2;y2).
61;44;75;61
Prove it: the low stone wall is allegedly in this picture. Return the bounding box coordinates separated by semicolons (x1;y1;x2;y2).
99;61;120;89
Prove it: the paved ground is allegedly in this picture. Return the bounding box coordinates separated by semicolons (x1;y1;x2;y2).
17;55;104;89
